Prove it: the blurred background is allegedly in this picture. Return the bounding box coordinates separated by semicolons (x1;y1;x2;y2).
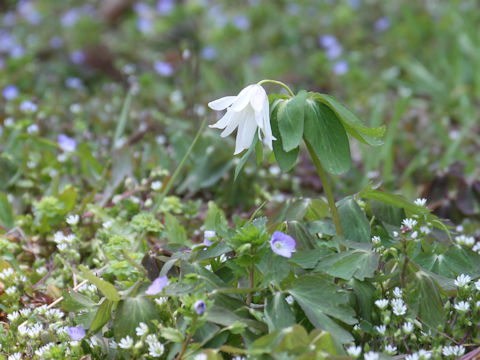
0;0;479;227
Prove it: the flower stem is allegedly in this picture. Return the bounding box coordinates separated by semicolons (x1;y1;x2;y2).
304;138;343;237
257;79;295;97
246;265;255;306
153;118;207;214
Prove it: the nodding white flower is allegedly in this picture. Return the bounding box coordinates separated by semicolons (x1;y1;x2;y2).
403;321;414;334
135;322;149;337
454;274;471;288
442;345;465;357
414;198;427;207
208;84;275;155
374;299;388;309
391;298;407;316
118;335;134;349
454;301;470;312
374;324;386;335
346;345;362;358
384;344;397;355
364;351;379;360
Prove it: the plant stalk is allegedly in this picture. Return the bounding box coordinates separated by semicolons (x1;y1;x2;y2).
257;79;295;97
304;138;343;236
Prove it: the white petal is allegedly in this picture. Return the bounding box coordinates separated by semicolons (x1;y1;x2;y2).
209;109;233;130
220;110;241;137
230;85;254;112
250;85;267;112
234;109;257;155
208;96;237;111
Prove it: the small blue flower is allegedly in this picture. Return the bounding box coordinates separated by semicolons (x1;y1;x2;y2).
146;275;168;295
318;34;338;49
67;325;86;341
203;230;216;246
333;60;349;76
201;46;217;61
70;50;85;64
194;300;206;315
2;84;18;100
157;0;174;15
154;61;174;77
27;124;39;134
270;231;296;258
20;100;37;113
375;17;390;32
58;134;77;152
232;15;250;31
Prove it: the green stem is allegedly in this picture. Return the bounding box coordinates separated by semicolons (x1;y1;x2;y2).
153;118;207;213
246;265;255;306
112;88;134;151
304;138;343;237
257;79;295;97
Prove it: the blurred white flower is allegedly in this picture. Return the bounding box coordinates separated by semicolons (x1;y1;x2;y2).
414;198;427;206
346;345;362;358
364;351;379;360
374;299;388;309
391;298;407;316
66;214;79;225
454;274;471;288
403;321;414;334
374;324;386;335
135;322;149;337
392;287;403;298
208;84;275;155
384;344;397;355
454;301;470;312
118;335;134;349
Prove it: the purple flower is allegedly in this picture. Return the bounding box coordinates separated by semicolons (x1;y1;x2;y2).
270;231;296;258
146;275;168;295
61;8;80;27
201;46;217;60
49;36;63;49
194;300;206;315
136;17;153;34
20;100;37;113
375;17;390;32
325;44;343;60
70;50;85;64
333;60;349;75
154;61;174;77
3;85;18;100
232;15;250;30
57;134;77;152
318;34;338;49
27;124;39;134
67;325;86;341
10;45;25;59
157;0;175;15
66;77;83;89
0;57;4;69
203;230;216;246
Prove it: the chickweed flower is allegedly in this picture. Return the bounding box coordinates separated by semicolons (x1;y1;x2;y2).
455;235;475;247
418;349;432;359
401;218;417;232
371;236;381;245
392;287;403;298
374;324;386;335
66;214;79;225
405;353;419;360
270;231;296;258
384;344;397;355
442;345;465;357
403;321;414;334
135;322;149;337
414;198;427;207
364;351;379;360
374;299;388;309
391;298;407;316
208;83;275;155
346;345;362;358
118;335;134;349
454;301;470;312
454;274;471;288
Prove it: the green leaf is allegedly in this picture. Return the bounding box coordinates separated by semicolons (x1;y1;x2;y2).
349;279;375;322
164;213;188;245
288;275;356;343
79;265;121;302
304;100;351;174
271;102;299;171
62;291;96;312
113;296;160;340
160;327;185;343
277;90;307;152
337;197;371;243
90;299;114;333
370;200;405;226
0;193;14;230
313;93;385;146
265;293;296;331
57;186;77;215
234;136;258;180
315;249;380;281
407;271;445;328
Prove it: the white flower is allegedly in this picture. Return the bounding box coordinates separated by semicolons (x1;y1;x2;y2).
285;295;294;305
410;231;418;239
455;235;475;247
135;322;149;337
7;311;19;322
473;242;480;253
442;345;465;357
66;214;79;225
402;218;417;229
391;298;407;316
154;297;168;306
5;286;17;295
414;198;427;206
46;308;63;320
392;287;403;298
118;335;134;349
374;324;386;335
364;351;379;360
454;301;470;312
418;349;431;359
454;274;471;288
475;279;480;291
0;268;14;279
406;353;419;360
20;308;32;317
403;321;414;334
151;181;162;191
420;226;431;234
346;345;362;358
148;339;165;357
57;243;68;252
35;342;54;357
194;355;208;360
208;84;275;155
371;236;381;245
8;353;22;360
384;344;397;355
